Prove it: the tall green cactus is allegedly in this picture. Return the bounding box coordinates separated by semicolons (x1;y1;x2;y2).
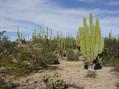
77;13;104;63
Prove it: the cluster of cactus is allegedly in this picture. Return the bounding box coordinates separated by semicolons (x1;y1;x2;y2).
65;33;76;49
43;74;67;89
32;28;53;42
54;33;66;56
56;33;65;50
32;28;76;57
55;32;77;56
77;13;104;64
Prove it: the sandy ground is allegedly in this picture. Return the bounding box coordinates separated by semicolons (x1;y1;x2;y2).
17;60;119;89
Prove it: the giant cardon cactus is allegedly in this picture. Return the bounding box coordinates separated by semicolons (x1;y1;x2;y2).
77;13;104;64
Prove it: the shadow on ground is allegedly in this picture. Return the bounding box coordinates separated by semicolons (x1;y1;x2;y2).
85;71;97;78
46;65;63;71
115;82;119;89
68;83;84;89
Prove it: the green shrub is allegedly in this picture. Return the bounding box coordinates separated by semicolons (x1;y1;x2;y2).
0;43;59;76
102;37;119;67
43;74;67;89
0;77;18;89
45;52;59;64
0;51;32;75
15;46;58;75
102;57;119;67
0;30;60;76
66;49;79;61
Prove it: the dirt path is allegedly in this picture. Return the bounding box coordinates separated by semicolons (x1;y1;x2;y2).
18;60;119;89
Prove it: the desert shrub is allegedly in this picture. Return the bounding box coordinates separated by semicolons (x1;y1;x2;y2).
0;77;18;89
0;29;59;76
102;38;119;67
35;40;59;65
19;47;58;75
0;39;20;74
45;52;59;64
66;49;79;61
64;37;77;49
0;50;31;75
102;57;119;67
43;74;67;89
0;37;18;58
0;42;31;75
0;42;59;76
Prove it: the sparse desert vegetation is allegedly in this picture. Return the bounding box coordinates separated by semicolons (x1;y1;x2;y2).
0;13;119;89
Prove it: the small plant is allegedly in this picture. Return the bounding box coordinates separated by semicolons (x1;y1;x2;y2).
66;49;79;61
43;74;67;89
0;77;19;89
